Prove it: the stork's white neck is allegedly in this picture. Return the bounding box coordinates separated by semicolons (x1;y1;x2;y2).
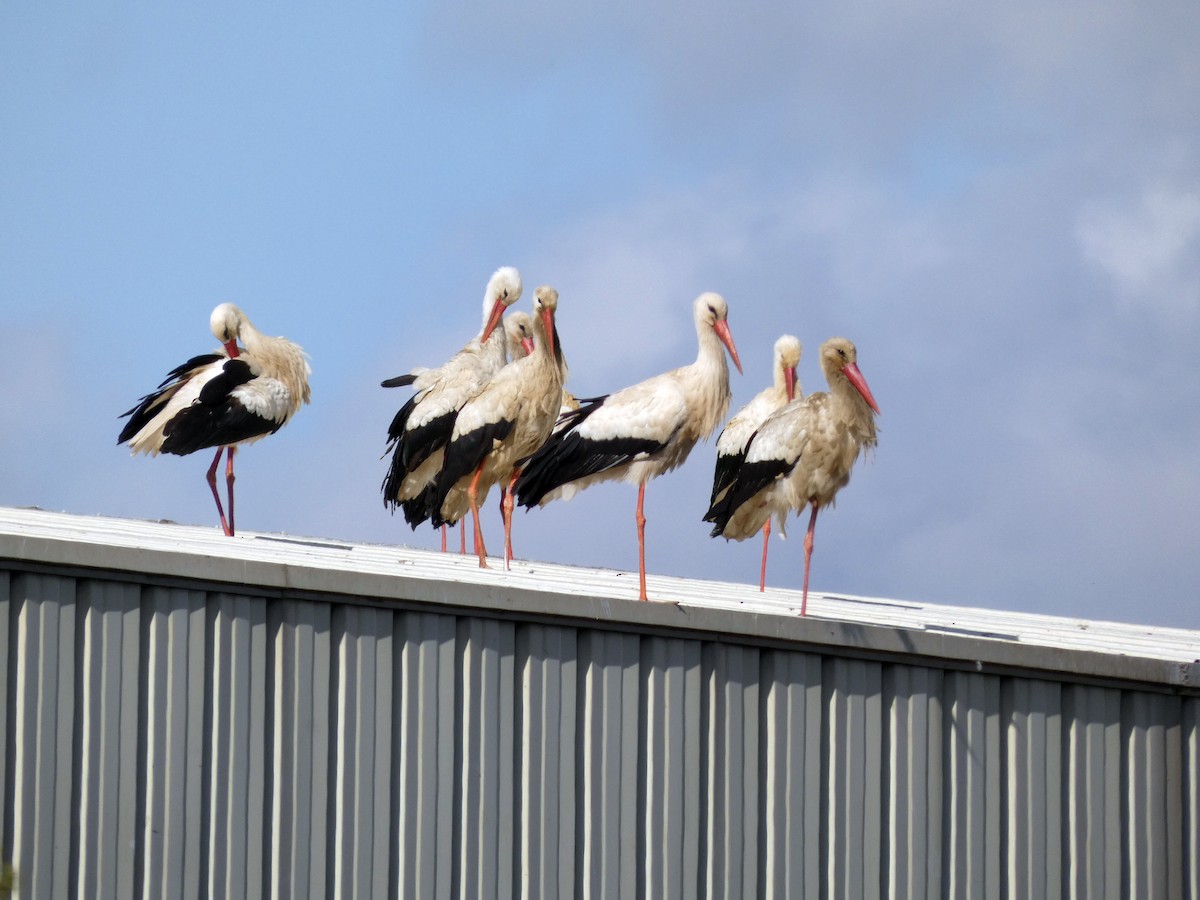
827;367;878;448
684;320;733;441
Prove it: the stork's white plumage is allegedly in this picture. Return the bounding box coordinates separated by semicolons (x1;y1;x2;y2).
381;266;523;530
438;310;536;554
429;286;565;568
516;292;743;601
118;303;311;536
705;337;879;614
709;334;802;591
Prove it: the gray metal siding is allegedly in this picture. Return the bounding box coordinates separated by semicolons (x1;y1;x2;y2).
2;564;1199;897
884;664;943;900
759;650;821;898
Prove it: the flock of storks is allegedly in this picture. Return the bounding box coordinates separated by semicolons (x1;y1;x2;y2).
119;267;879;611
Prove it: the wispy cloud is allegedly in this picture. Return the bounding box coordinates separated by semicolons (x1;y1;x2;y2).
1077;181;1200;329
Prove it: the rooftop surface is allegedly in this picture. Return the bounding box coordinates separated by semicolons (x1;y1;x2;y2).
2;506;1196;691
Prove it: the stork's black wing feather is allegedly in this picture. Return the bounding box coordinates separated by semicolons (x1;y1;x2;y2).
708;447;747;508
428;418;516;528
381;373;418;388
381;393;459;511
159;359;276;456
704;456;796;534
514;394;676;508
117;352;224;445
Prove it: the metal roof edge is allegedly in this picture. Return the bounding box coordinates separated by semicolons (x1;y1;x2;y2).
1;507;1196;693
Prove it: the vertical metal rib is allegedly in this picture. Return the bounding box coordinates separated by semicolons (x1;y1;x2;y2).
330;604;394;898
641;636;701;900
1123;691;1184;899
943;670;1002;900
884;664;943;898
703;642;760;898
141;585;208;900
396;610;457;899
576;630;639;899
760;650;822;897
824;657;883;899
10;573;77;899
1062;685;1121;899
206;592;269;897
76;579;141;898
455;616;515;900
269;599;332;897
515;624;577;900
1003;678;1064;898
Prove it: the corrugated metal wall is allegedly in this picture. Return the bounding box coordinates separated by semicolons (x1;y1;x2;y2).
1;568;1197;899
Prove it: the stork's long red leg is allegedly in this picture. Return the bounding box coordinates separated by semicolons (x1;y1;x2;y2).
467;462;488;568
206;447;233;536
635;482;648;601
460;522;467;555
225;447;237;536
440;525;447;553
502;470;519;570
759;519;772;592
801;503;820;616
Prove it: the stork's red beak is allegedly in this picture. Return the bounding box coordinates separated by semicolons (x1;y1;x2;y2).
843;362;880;414
480;297;507;345
223;339;240;358
714;320;743;374
784;366;797;402
541;307;556;360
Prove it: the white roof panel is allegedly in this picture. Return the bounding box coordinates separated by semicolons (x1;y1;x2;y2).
1;506;1196;690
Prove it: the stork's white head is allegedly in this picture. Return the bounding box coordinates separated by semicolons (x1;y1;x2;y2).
775;334;802;369
504;311;535;359
694;292;743;374
774;334;802;400
210;303;245;357
481;266;524;343
820;337;880;415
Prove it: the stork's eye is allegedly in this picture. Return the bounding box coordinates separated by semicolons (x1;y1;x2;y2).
836;347;847;359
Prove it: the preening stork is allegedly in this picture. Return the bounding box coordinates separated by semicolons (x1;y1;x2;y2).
443;311;535;554
428;285;565;568
516;292;742;601
704;337;879;615
118;303;311;536
380;266;523;531
709;334;802;591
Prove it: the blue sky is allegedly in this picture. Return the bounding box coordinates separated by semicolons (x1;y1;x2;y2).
3;4;1198;627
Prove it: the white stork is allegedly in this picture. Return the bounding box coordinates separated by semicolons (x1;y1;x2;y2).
428;285;565;568
380;266;523;532
704;337;879;614
516;292;742;601
708;334;802;591
434;311;535;555
118;303;311;536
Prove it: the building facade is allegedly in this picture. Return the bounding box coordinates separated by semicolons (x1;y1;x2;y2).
1;507;1197;898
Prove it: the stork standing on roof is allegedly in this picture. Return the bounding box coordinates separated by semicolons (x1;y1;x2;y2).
118;303;311;536
516;292;742;601
429;285;566;568
704;337;879;614
709;334;802;591
381;266;523;534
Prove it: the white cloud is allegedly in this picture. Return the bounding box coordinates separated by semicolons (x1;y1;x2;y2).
1077;182;1200;328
